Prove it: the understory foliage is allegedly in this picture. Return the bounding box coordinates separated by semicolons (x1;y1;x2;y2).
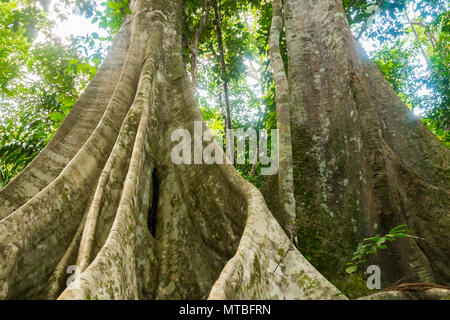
338;225;416;298
345;225;415;275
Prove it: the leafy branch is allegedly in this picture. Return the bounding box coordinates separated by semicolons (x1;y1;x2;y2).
345;224;419;275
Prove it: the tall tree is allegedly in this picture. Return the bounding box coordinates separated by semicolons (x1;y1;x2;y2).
0;0;341;300
262;0;449;290
0;0;449;300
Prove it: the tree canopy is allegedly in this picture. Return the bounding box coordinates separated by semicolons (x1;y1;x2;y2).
0;0;448;187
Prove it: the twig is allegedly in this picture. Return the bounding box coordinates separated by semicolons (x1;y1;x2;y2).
272;229;294;273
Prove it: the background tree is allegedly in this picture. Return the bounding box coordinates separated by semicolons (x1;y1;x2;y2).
262;0;449;294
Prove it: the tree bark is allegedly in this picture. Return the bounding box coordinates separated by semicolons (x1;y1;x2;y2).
269;0;297;235
1;0;448;301
0;0;342;300
263;0;450;289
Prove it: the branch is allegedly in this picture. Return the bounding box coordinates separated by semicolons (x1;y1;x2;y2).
406;21;437;49
405;10;430;65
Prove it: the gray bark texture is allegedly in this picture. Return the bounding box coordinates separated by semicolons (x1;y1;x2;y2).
269;0;297;235
0;0;344;300
262;0;449;289
0;0;448;300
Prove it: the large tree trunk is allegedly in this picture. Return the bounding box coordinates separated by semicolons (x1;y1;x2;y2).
1;0;448;300
0;0;342;300
263;0;449;288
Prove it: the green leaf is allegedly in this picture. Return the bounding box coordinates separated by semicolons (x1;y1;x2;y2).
345;266;357;274
390;224;407;232
47;112;64;123
106;1;119;10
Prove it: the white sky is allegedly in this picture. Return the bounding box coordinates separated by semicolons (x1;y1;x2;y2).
35;0;108;45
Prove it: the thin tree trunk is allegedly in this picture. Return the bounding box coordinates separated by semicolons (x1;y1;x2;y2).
189;0;212;90
405;11;430;66
249;133;265;178
213;0;234;164
407;21;438;49
269;0;296;234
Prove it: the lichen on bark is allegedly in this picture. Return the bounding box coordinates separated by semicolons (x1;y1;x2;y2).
262;0;450;291
0;0;344;300
0;0;448;301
